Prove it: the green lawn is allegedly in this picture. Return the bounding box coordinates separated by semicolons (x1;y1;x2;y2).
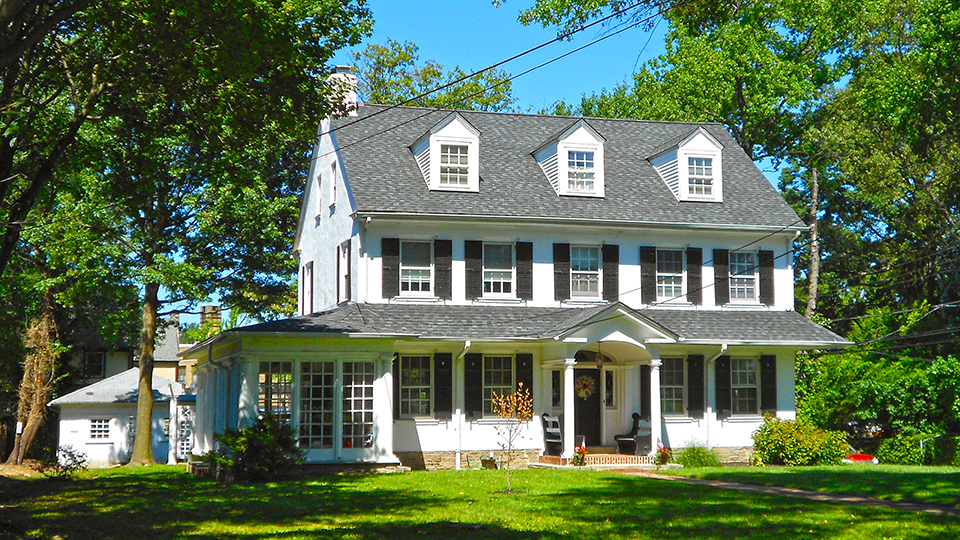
667;464;960;507
2;466;959;539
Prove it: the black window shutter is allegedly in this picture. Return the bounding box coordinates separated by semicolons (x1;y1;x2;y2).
760;355;777;416
465;241;483;300
553;243;570;301
640;246;657;304
715;355;731;419
516;242;534;300
714;249;730;306
687;248;703;305
435;240;452;300
434;353;453;419
382;238;400;298
640;364;651;420
464;353;484;419
687;355;705;419
602;244;619;301
759;250;775;306
392;354;400;420
516;353;533;394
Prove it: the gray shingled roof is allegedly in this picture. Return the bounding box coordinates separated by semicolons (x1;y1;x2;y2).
331;105;802;229
49;368;176;406
230;303;847;346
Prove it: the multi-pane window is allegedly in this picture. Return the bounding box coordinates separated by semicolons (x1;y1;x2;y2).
661;358;685;414
483;243;514;296
656;250;684;300
483;356;514;414
688;157;713;196
90;419;109;439
440;145;469;186
731;358;759;415
299;361;335;450
571;246;600;297
259;361;293;424
730;251;757;300
400;356;432;416
342;362;375;449
568;151;595;192
82;351;106;378
400;241;432;294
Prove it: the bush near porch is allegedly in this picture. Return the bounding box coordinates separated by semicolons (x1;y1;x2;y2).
752;416;848;466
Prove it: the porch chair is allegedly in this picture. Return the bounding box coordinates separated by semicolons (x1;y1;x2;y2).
614;413;652;455
541;413;563;456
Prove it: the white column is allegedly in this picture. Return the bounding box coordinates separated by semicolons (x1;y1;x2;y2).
562;358;576;458
649;346;662;455
377;355;397;463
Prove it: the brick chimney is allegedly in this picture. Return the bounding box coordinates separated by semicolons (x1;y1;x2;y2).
200;305;221;327
327;65;358;117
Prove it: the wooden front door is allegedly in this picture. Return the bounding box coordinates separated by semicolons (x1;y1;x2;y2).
573;368;602;447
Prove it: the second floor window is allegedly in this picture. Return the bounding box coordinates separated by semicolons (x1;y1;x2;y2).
483;243;514;296
440;145;469;186
656;250;684;301
568;150;595;192
688;157;713;196
661;358;685;414
571;246;600;297
730;251;757;300
400;241;432;294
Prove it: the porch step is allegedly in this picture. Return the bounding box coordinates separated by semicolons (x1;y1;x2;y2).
537;453;658;467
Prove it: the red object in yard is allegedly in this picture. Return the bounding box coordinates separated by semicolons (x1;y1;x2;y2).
845;451;879;464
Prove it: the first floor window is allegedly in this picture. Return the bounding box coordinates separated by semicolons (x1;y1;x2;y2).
730;251;757;300
661;358;685;414
483;243;514;296
656;250;684;301
483;356;514;414
259;361;293;423
604;370;615;408
551;370;562;408
688;157;713;196
440;144;469;185
571;246;600;297
731;358;758;415
400;355;432;416
568;150;595;192
400;241;432;294
90;419;109;439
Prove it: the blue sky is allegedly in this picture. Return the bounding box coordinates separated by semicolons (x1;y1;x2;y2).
331;0;669;111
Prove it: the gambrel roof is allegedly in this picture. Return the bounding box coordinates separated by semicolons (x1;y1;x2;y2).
329;104;802;230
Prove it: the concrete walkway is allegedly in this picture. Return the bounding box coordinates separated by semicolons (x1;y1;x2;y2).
615;470;960;517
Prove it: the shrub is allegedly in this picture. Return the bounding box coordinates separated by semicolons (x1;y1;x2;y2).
42;445;88;480
676;442;722;468
874;431;960;465
215;414;302;483
752;416;847;466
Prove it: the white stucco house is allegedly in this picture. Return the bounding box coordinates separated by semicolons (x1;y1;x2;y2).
183;82;848;468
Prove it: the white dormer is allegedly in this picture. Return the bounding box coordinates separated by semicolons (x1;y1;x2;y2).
410;113;481;192
649;126;724;202
534;119;606;198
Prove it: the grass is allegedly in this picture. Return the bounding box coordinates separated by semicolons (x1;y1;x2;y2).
1;465;959;539
667;464;960;507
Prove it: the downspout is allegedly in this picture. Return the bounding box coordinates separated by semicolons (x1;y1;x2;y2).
455;340;472;470
705;344;728;449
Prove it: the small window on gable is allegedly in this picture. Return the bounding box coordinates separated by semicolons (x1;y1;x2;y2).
411;113;481;192
688;157;713;196
440;145;470;186
534;119;605;198
649;126;723;202
567;150;595;193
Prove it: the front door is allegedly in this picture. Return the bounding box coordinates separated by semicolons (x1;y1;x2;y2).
298;360;376;462
573;368;602;447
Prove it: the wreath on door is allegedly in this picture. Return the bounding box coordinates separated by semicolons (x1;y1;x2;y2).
576;375;596;400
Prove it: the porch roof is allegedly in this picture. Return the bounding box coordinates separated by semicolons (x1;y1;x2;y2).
219;303;848;348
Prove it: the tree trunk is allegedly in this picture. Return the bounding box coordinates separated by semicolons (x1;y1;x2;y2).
805;166;821;319
5;295;59;465
128;282;159;466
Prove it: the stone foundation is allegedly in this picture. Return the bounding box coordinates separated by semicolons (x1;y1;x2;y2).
396;449;541;471
712;446;753;465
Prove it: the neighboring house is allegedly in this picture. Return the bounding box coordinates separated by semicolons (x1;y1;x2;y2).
49;368;181;467
183;82;848;468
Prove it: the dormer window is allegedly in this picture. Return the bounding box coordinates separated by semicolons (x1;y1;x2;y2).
649;126;724;202
688;157;714;196
411;113;481;192
534;119;605;198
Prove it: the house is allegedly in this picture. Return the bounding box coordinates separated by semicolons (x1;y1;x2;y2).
183;80;849;468
48;368;181;467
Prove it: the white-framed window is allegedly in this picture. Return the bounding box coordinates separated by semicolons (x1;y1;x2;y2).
399;355;432;417
483;243;514;296
570;246;600;298
731;358;759;415
302;261;314;314
439;144;469;186
604;370;615;408
661;357;685;415
337;240;350;304
82;351;106;378
656;249;684;301
483;356;514;414
259;361;293;424
730;251;757;301
90;419;109;439
567;150;595;193
400;241;433;295
688;157;714;196
330;162;337;206
315;171;323;215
